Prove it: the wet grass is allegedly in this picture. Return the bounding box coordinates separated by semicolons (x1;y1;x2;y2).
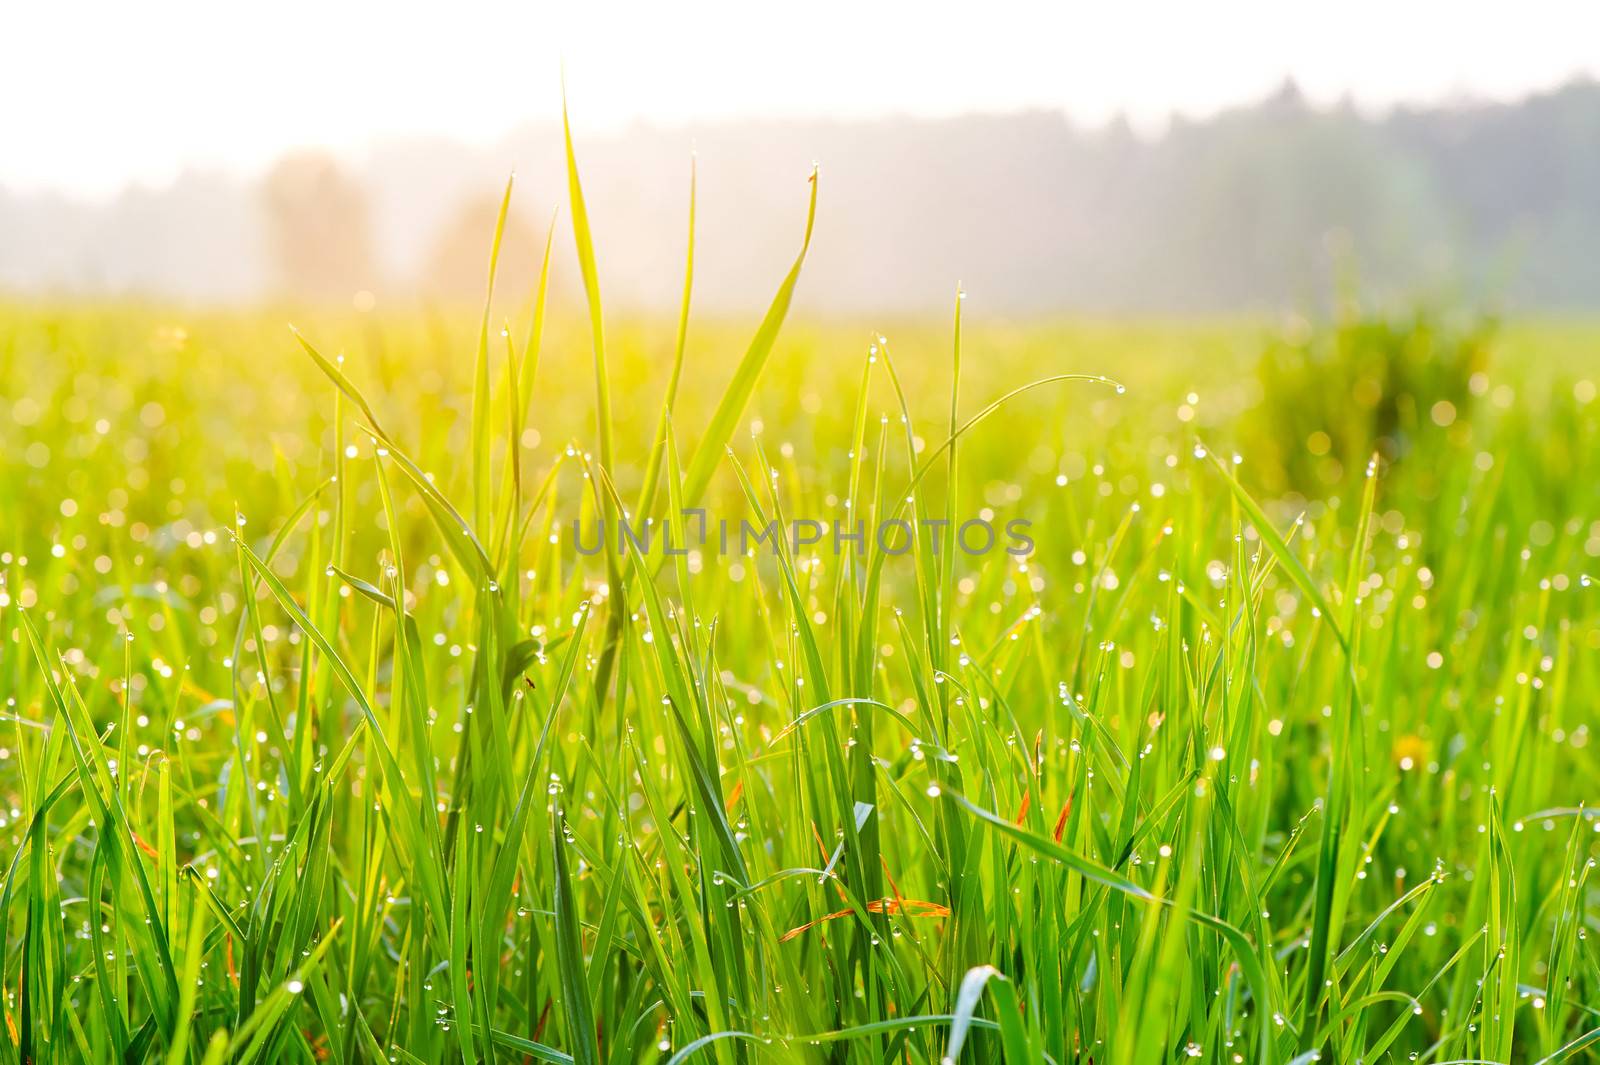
1;141;1599;1064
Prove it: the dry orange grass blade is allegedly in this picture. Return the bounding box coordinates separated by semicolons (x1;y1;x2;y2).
778;898;952;944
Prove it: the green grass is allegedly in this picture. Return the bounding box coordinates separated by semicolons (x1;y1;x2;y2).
1;146;1599;1065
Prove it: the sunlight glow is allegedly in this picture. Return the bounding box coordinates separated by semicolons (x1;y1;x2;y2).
4;0;1598;196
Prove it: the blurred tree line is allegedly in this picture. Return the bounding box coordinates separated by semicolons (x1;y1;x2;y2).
5;78;1599;311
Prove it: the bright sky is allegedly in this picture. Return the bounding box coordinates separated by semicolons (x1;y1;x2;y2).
6;0;1599;198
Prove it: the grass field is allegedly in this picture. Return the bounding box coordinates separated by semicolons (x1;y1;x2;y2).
2;151;1600;1065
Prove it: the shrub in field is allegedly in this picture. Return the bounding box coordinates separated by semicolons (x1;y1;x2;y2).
1253;309;1494;495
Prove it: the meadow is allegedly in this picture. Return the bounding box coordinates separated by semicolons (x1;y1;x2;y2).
2;146;1599;1065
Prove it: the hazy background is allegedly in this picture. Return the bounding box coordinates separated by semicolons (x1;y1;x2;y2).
5;1;1600;313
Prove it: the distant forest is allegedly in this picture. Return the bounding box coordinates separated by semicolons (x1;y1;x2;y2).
5;78;1599;313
